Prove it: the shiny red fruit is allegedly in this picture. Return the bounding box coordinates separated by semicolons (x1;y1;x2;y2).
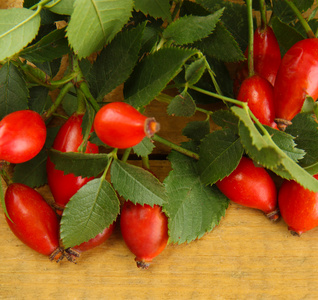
278;174;318;235
274;38;318;130
216;157;279;220
5;183;60;256
120;201;169;269
237;74;277;129
93;102;160;149
0;110;46;164
73;223;115;253
47;113;99;210
233;26;281;95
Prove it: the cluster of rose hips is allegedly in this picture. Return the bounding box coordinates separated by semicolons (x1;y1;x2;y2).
0;103;167;268
229;23;318;235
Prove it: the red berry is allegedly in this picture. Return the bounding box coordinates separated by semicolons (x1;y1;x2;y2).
5;183;60;256
274;38;318;130
0;110;46;164
73;223;115;253
216;157;279;220
237;74;277;129
93;102;160;149
47;113;99;210
120;201;169;269
278;174;318;235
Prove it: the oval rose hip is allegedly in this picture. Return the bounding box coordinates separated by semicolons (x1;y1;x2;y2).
216;157;279;220
93;102;160;149
278;174;318;236
0;110;46;164
120;201;169;269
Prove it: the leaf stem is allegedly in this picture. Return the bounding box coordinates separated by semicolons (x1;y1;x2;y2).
121;148;132;163
101;149;118;181
152;134;200;160
44;82;73;120
246;0;255;77
283;0;315;38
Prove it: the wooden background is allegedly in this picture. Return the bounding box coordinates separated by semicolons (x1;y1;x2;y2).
2;1;318;299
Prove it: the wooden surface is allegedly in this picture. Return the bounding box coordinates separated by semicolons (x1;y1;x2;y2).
1;101;318;300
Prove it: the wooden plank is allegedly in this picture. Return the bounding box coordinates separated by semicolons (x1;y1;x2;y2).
1;159;318;299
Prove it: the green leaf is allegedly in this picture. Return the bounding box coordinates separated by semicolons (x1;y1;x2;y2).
232;106;318;192
182;119;210;141
134;0;171;22
48;0;75;15
48;150;109;178
194;22;245;62
271;17;304;54
133;137;155;157
198;129;244;185
88;23;146;101
0;8;41;61
163;149;229;244
78;102;96;153
124;47;197;108
110;159;167;206
19;28;70;63
66;0;133;58
162;9;224;45
185;57;206;86
13;150;48;188
211;109;239;133
286;113;318;167
196;0;250;51
0;62;29;119
60;178;120;248
28;86;51;115
167;90;196;117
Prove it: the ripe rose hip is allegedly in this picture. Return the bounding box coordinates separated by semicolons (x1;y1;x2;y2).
278;175;318;235
93;102;160;149
73;223;115;253
0;110;46;164
120;201;169;269
216;157;279;220
4;183;78;262
47;113;99;211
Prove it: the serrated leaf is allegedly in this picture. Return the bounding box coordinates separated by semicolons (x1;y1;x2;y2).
271;17;303;54
211;109;239;133
182;119;210;141
124;47;197;108
19;28;70;63
194;22;245;62
60;178;120;248
134;0;171;22
13;150;48;188
0;62;29;119
167;90;196;117
28;86;51;115
196;0;250;51
66;0;133;58
0;8;41;61
198;129;244;185
185;57;206;86
232;106;318;192
88;23;145;101
48;0;75;15
48;150;109;177
163;9;224;45
133;137;155;157
110;159;167;206
286;113;318;167
163;149;229;244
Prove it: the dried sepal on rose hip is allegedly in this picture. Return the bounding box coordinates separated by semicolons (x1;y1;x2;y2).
93;102;160;149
